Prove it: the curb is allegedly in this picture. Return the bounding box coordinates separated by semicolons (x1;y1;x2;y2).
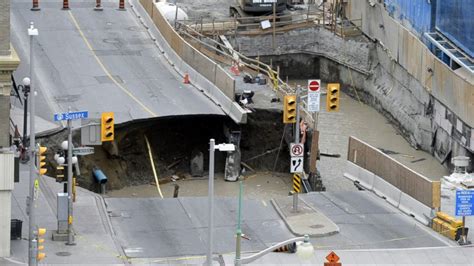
270;198;339;237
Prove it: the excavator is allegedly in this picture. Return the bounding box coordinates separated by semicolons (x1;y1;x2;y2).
230;0;288;17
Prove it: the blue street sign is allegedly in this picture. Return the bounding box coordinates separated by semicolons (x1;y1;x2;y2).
54;111;89;122
455;190;474;216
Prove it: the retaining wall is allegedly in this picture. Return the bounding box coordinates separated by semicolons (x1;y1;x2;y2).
346;0;474;150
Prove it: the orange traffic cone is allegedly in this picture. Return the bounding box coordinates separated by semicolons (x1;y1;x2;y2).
231;62;240;76
184;73;190;84
63;0;69;9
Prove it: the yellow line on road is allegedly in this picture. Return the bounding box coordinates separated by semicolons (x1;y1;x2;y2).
262;199;267;207
67;10;157;117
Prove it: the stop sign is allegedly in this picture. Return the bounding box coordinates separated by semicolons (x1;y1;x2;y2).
309;80;320;91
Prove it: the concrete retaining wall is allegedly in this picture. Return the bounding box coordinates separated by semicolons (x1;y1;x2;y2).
135;0;245;123
347;136;441;209
346;0;474;157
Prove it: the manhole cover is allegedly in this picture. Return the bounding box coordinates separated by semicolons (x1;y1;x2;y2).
55;251;71;257
310;224;324;229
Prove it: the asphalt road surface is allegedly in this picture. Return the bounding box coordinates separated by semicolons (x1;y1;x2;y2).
10;1;224;127
105;191;449;260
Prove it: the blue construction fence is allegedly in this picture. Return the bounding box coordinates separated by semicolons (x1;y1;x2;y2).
436;0;474;58
384;0;473;58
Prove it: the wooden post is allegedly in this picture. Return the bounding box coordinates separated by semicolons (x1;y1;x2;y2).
309;130;319;173
309;112;319;173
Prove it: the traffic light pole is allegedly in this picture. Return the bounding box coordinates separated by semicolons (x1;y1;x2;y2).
295;85;301;144
28;22;38;266
66;107;75;245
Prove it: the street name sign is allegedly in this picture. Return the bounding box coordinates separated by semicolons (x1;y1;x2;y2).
72;147;95;156
290;143;304;157
456;190;474;216
307;79;321;112
290;156;304;173
54;111;89;122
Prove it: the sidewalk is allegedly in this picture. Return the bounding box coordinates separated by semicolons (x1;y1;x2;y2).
222;245;474;265
4;164;125;265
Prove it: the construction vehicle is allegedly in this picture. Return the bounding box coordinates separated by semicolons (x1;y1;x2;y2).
230;0;287;17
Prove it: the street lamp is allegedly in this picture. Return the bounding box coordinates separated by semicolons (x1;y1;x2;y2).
207;139;235;266
17;77;31;161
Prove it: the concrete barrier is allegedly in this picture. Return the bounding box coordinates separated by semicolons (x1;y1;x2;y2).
358;167;375;191
344;162;433;226
132;0;246;123
347;136;440;209
344;161;359;182
398;193;432;226
372;175;402;208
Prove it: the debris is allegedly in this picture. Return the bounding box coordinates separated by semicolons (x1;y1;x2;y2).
320;152;341;158
166;158;183;170
241;162;255;172
243;75;253;83
410;158;426;163
190;151;204;177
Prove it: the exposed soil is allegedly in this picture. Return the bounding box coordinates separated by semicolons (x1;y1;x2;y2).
42;110;290;193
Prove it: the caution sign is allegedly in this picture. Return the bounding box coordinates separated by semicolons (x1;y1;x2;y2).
324;251;341;266
292;174;302;192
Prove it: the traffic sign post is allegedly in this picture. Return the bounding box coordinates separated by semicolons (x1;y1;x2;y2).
290;143;304;157
54;111;88;122
307;79;321;112
290;143;304;173
455;190;473;245
290;157;304;173
456;190;474;216
54;109;90;246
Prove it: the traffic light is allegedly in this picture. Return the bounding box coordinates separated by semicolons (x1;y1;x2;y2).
326;83;340;112
283;95;297;124
56;166;65;182
37;146;47;176
101;112;114;142
36;227;46;261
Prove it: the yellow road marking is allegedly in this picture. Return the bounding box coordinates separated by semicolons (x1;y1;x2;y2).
67;11;156;117
261;200;267;207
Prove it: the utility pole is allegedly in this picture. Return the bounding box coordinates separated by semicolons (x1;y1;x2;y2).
207;139;215;266
27;21;38;266
66;107;75;245
235;181;243;266
272;2;276;50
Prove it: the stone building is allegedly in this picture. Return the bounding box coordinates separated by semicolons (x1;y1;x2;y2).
0;0;20;258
